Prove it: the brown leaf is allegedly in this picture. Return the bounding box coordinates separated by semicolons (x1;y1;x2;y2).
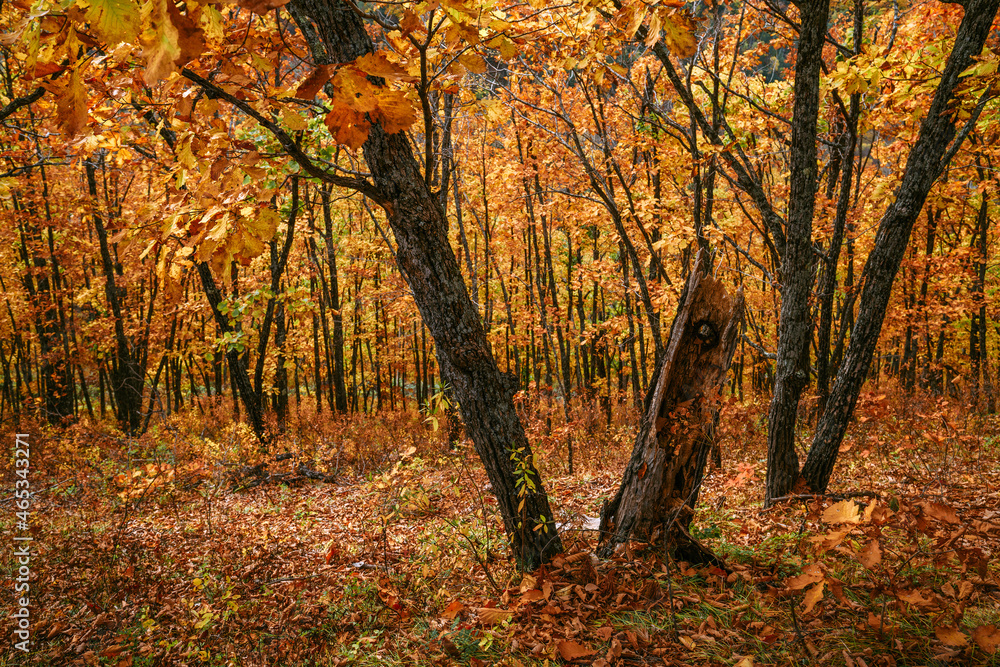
475;607;512;625
920;502;960;524
897;588;938;609
556;640;595;661
972;625;1000;654
935;625;968;647
858;540;881;569
55;66;88;138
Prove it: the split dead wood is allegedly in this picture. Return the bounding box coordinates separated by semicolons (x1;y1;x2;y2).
599;251;744;563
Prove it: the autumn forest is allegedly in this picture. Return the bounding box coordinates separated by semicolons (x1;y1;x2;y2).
2;0;1000;664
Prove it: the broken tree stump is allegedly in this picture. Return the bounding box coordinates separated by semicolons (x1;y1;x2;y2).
598;252;744;561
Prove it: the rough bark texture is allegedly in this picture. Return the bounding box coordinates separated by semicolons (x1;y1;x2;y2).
764;0;830;505
802;0;1000;492
598;253;743;559
288;0;561;570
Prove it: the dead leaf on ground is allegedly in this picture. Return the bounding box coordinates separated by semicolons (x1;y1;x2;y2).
935;625;968;647
823;500;861;524
556;639;595;661
972;625;1000;654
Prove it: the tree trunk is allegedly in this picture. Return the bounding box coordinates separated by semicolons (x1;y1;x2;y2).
197;262;268;444
802;0;1000;492
599;253;743;559
764;0;830;504
86;160;144;435
287;0;561;569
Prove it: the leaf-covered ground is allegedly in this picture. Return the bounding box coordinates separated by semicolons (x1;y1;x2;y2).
2;390;999;666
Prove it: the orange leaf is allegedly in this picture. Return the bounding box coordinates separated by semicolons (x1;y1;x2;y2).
802;581;824;614
325;106;370;150
296;66;334;99
373;90;418;135
476;607;512;625
441;600;464;620
785;563;823;591
919;501;960;524
935;625;968;647
55;66;88;138
237;0;290;14
557;640;595;661
356;52;417;82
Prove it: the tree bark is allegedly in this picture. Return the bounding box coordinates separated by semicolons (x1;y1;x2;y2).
802;0;1000;492
287;0;561;569
599;252;743;559
764;0;830;504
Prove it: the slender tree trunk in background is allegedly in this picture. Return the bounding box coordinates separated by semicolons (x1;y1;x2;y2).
971;162;995;411
803;0;1000;492
253;177;298;402
274;292;288;431
288;0;562;569
600;254;743;559
14;198;72;424
817;0;863;416
87;160;145;436
321;189;349;413
197;262;268;444
764;0;830;504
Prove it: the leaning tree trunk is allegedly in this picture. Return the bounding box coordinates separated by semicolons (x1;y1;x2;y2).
599;253;743;560
801;0;1000;492
287;0;561;570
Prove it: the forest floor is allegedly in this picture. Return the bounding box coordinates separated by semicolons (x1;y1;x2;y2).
2;389;1000;666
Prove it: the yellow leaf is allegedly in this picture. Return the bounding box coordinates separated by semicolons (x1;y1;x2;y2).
644;12;661;48
679;635;695;649
623;5;646;40
281;107;308;131
822;500;860;524
84;0;140;43
660;9;697;58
